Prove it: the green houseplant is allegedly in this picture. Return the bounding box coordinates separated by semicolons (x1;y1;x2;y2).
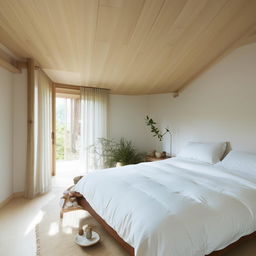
145;115;170;141
92;138;145;168
145;115;172;156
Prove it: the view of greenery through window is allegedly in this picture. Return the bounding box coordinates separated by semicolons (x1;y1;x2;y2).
56;97;81;161
56;98;65;160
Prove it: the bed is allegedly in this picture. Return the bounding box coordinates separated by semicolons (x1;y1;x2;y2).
74;156;256;256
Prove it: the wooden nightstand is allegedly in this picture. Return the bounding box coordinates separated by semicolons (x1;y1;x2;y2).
145;156;171;162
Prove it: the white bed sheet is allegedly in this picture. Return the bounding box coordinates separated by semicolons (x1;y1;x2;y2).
74;157;256;256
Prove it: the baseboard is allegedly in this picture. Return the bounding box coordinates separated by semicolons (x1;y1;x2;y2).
0;194;13;208
0;191;24;208
13;191;24;198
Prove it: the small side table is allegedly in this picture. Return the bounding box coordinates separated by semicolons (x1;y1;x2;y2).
60;188;84;218
60;176;84;219
145;155;171;162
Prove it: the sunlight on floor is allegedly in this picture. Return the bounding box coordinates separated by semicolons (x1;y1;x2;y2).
53;160;85;188
0;192;56;256
48;221;59;236
25;210;45;235
0;160;97;256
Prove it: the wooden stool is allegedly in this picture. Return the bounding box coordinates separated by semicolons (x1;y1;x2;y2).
60;176;84;218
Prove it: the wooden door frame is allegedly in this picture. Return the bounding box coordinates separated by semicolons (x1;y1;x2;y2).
52;83;56;176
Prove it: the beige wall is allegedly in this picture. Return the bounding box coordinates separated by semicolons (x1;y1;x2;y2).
0;67;27;204
109;94;153;153
148;43;256;155
13;70;27;193
0;67;13;203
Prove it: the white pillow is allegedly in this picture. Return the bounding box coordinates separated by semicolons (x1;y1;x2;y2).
217;150;256;172
178;142;227;164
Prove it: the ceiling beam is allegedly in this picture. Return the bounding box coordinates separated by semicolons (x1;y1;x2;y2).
0;46;22;73
0;56;21;73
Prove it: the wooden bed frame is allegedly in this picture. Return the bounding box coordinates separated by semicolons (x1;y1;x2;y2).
77;197;256;256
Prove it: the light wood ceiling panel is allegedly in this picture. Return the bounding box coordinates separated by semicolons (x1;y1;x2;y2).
0;0;255;94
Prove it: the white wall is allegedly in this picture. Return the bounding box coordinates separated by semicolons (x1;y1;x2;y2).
109;95;153;153
0;67;13;203
0;67;27;203
148;43;256;155
13;70;27;193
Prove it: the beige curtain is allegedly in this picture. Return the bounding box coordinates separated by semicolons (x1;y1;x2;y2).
80;87;109;172
25;64;52;198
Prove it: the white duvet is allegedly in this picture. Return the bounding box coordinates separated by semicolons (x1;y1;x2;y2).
74;157;256;256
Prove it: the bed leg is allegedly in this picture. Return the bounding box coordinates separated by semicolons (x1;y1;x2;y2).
60;210;64;219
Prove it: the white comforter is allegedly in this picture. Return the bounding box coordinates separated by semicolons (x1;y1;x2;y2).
74;157;256;256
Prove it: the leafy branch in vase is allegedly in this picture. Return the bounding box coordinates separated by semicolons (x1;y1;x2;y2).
145;116;171;141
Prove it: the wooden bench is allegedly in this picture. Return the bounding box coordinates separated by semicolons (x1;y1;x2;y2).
60;176;84;218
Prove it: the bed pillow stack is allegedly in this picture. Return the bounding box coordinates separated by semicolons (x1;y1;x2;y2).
178;142;227;164
217;150;256;173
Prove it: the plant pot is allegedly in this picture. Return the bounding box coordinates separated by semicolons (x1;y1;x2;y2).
116;162;124;167
161;151;166;158
155;152;161;158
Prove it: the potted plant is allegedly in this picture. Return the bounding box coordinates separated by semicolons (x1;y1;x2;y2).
92;138;145;168
145;115;172;157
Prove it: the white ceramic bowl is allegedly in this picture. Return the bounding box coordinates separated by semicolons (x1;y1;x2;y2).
74;231;100;247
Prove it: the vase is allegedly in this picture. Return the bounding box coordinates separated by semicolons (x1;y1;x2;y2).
85;225;92;239
155;152;161;158
116;162;123;167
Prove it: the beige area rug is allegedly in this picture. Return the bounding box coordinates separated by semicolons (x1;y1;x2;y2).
37;190;128;256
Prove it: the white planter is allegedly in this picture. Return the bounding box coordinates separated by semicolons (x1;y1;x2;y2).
155;152;161;158
116;162;124;167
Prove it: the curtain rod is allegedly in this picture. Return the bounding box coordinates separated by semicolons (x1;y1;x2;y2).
34;68;110;92
54;83;110;92
80;86;110;91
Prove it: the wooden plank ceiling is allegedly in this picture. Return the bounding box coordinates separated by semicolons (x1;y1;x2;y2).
0;0;255;94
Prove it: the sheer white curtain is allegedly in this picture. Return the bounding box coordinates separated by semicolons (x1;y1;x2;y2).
25;68;52;198
80;87;109;173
